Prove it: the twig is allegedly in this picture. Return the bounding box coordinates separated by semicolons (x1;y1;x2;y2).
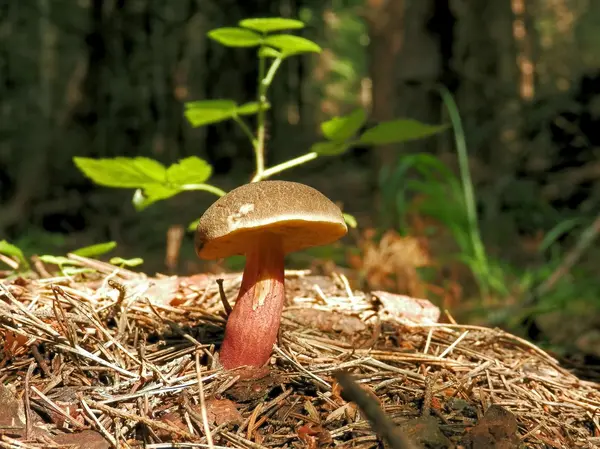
216;279;232;315
24;363;35;439
195;351;214;449
86;400;198;441
333;371;418;449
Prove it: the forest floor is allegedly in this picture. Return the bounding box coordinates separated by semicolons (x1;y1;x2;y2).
0;256;599;449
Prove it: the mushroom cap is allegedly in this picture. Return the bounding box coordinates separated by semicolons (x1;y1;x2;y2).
195;180;348;260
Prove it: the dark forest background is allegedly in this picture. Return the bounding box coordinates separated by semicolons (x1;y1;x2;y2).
1;0;599;360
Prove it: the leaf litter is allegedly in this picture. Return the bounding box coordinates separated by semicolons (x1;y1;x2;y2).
0;254;598;448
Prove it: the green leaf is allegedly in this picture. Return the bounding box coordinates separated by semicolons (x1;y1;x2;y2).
167;157;213;185
236;101;271;115
62;267;95;276
188;218;200;232
258;46;281;59
110;257;144;267
39;255;78;266
310;141;350;156
343;213;358;229
539;218;584;253
359;120;448;145
133;185;180;211
184;100;238;127
239;18;305;33
321;109;367;141
207;27;263;47
264;34;321;56
0;240;29;269
130;157;167;183
73;157;167;188
72;241;117;258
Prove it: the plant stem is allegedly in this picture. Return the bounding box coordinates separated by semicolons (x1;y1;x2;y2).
180;184;226;197
254;54;284;182
439;86;490;298
263;57;283;86
255;54;267;180
251;152;318;182
233;116;258;149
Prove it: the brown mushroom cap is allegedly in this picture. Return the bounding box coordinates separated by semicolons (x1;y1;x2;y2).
195;180;348;260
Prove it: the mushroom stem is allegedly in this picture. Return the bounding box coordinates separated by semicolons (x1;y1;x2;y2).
219;233;285;370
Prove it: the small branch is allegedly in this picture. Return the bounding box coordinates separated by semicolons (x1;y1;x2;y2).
233;115;258;149
253;55;284;182
216;278;232;315
333;371;417;449
180;184;226;197
251;152;319;182
263;57;283;86
255;54;268;179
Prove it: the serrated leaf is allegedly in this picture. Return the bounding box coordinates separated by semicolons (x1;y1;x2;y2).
310;141;350;156
73;157;166;188
321;109;367;141
110;257;144;267
264;34;321;56
133;185;180;211
359;120;448;145
167;157;213;185
343;213;358;229
39;255;77;266
239;18;305;33
236;101;271;115
258;46;281;59
207;27;263;47
72;241;117;258
0;240;28;269
184;100;238;127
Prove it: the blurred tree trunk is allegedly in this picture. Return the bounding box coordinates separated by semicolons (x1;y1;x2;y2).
365;0;444;223
365;0;405;173
0;0;55;236
450;0;521;232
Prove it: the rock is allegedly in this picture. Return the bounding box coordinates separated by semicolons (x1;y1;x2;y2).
460;405;519;449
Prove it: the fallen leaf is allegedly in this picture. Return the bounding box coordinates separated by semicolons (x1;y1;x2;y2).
460;404;519;449
297;423;332;449
399;416;453;448
285;308;366;334
3;331;28;356
373;290;441;324
0;384;25;428
204;398;242;425
52;430;110;449
225;367;280;402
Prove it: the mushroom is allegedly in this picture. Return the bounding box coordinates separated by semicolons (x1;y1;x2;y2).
195;180;348;370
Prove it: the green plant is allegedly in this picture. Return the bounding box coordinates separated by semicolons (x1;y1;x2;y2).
380;87;600;319
379;88;508;300
0;239;138;276
73;17;447;229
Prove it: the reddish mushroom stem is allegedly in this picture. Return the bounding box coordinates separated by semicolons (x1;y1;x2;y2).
219;232;285;370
